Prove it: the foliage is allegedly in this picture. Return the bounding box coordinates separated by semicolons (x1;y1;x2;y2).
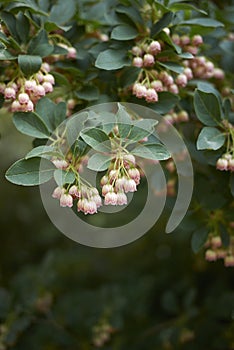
0;0;234;348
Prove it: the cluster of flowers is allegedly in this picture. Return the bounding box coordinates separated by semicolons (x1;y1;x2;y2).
101;154;140;206
0;62;55;112
92;320;114;348
205;232;234;267
131;30;224;103
216;153;234;172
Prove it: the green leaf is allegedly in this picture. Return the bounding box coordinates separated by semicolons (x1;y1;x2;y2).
13;112;50;139
44;22;72;32
191;227;209;253
116;103;132;139
52;72;70;86
132;143;171;161
16;13;30;44
197;126;226;150
76;86;99;101
95;49;130;70
5;158;55;186
87;153;112;171
54;169;75;187
35;98;56;132
181;18;224;28
223;98;232;120
25;145;59;159
18;55;42;76
128;119;158;142
5;2;48;16
80;128;111;152
54;102;67;127
230;174;234;197
159;31;181;54
66;112;89;147
158;61;184;74
197;127;225;150
0;49;17;60
49;0;76;25
151;12;174;37
111;24;138;40
28;29;54;57
1;11;19;42
116;6;143;25
194;89;222;126
169;3;207;14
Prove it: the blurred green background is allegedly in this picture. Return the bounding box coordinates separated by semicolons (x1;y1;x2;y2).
0;112;234;349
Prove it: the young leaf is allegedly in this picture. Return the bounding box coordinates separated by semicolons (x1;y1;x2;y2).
95;49;130;70
191;227;209;253
196;127;225;150
80;128;111;152
194;89;222;126
132;143;171;161
87;153;112;171
18;55;42;76
54;169;76;187
13;112;50;139
5;158;55;186
111;24;138;40
151;12;174;37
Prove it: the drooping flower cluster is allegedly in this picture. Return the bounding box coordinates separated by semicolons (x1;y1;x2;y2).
205;232;234;267
216;154;234;172
131;29;225;103
101;154;140;206
1;62;55;112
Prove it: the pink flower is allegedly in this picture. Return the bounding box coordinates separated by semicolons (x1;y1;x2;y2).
42;82;53;93
180;35;190;46
83;199;97;214
123;154;136;166
0;82;6;94
148;41;161;55
67;47;77;59
224;255;234;267
4;87;16;99
151;80;163;92
100;175;109;186
25;79;37;91
52;186;64;199
104;191;118;205
133;83;147;98
33;85;46;97
183;67;193;80
43;74;55;85
69;185;80;198
186;46;198;55
132;57;143;68
52;159;68;169
116;192;128;205
192;34;203;46
11;100;22;112
41;62;51;73
67;99;76;109
205;249;217;262
124;179;137;193
60;193;73;207
213;68;224;80
21;100;34;112
132;46;143;56
176;74;188;87
128;168;140;184
143;53;155;67
169;84;179;94
177;110;189;122
172;34;180;45
18;93;30;104
228;158;234;171
146;88;158;102
216;158;228;171
92;195;102;208
211;236;222;248
115;177;127;191
102;184;113;196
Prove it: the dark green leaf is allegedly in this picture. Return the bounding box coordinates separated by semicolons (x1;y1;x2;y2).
132;143;171;161
191;227;209;253
158;61;184;74
52;72;70;86
81;128;111;152
230;174;234;197
13;112;50;139
18;55;42;76
95;49;130;70
54;169;75;187
181;18;224;28
66;112;89;147
5;158;55;186
197;127;225;150
1;11;19;42
49;0;76;25
194;89;222;126
87;153;112;171
151;12;174;37
54;102;67;127
35;98;56;132
169;3;207;14
116;6;143;25
5;2;48;16
76;86;99;101
151;92;180;114
16;13;30;44
28;29;54;57
111;24;138;40
0;49;17;60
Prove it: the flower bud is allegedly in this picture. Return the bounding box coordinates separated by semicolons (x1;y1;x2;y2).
192;35;203;46
146;88;158;102
18;93;30;104
216;158;228;171
176;74;188;87
132;56;143;68
42;82;53;93
205;249;217;261
52;186;64;199
123;179;137;193
116;191;128;205
224;255;234;267
104;191;118;205
60;193;73;207
211;236;222;248
148;40;161;55
4;87;16;99
143;54;155;67
151;80;163;92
